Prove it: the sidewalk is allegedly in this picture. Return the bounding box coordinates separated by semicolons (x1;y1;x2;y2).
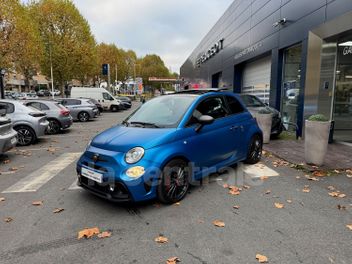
263;139;352;171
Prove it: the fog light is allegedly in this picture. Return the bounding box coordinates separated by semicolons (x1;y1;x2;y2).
126;166;145;178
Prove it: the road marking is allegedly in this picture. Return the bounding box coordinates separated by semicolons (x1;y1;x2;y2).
2;153;82;193
243;163;279;178
68;180;82;190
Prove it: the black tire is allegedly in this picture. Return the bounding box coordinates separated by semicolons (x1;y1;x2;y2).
78;111;90;122
111;105;119;112
14;125;36;146
46;119;61;134
245;134;263;164
157;159;190;204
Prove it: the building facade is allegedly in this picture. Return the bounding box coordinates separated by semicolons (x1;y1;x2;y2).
180;0;352;142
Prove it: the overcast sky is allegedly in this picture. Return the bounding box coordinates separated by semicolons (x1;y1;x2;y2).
70;0;233;73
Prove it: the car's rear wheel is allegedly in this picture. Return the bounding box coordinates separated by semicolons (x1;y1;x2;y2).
15;125;36;146
46;119;61;134
245;134;263;164
157;159;190;204
78;111;89;122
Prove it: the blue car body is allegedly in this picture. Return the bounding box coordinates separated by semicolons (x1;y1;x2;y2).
76;91;262;202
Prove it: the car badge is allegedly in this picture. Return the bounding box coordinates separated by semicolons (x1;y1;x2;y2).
92;154;99;162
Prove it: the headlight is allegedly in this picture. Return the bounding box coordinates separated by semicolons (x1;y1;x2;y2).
125;147;144;164
126;166;145;178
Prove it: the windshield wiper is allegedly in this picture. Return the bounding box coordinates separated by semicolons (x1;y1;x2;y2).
130;121;160;128
122;120;129;126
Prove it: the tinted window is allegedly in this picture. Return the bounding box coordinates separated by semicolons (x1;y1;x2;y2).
40;103;50;110
240;94;265;107
27;102;41;110
226;96;244;114
0;103;15;113
66;99;81;105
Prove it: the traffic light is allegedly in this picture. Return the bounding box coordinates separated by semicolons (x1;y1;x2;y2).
102;64;109;75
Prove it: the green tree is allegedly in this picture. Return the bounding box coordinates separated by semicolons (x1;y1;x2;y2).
29;0;96;93
0;0;42;90
138;54;170;89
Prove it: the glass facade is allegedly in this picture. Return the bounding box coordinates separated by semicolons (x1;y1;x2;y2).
281;45;302;131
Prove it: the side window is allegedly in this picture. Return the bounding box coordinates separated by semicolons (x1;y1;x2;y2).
226;96;244;115
0;103;15;113
27;102;41;110
66;99;81;105
40;103;50;110
103;92;113;100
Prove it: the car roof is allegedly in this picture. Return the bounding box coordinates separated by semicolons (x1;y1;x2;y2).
175;88;229;95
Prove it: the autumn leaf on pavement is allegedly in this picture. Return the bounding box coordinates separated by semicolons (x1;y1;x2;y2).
47;147;57;152
256;254;268;263
223;183;229;189
302;187;310;193
212;220;225;227
32;201;43;206
260;176;269;180
97;231;112;239
327;186;336;191
347;224;352;231
3;159;10;164
274;203;284;209
166;257;180;264
9;167;18;171
174;202;181;206
0;197;5;202
53;208;64;214
78;227;100;239
329;192;346;198
337;205;346;210
4;217;13;223
265;190;271;195
312;171;326;177
155;235;168;244
233;205;240;209
287;200;293;203
228;186;240;195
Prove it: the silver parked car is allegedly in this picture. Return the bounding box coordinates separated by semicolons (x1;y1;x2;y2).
0;100;49;146
23;100;73;134
0;110;18;154
56;98;99;122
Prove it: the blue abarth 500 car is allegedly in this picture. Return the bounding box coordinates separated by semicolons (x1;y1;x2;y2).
76;89;263;204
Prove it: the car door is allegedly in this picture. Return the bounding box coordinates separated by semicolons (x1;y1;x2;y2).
100;92;113;110
181;96;236;169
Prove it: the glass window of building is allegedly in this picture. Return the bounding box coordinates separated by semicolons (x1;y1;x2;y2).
281;45;302;131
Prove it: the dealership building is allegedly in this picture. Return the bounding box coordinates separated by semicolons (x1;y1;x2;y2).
180;0;352;142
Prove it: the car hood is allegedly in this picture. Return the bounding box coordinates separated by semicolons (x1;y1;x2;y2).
91;125;176;152
246;106;279;117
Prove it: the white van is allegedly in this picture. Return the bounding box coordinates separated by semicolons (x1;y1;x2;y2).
70;87;121;112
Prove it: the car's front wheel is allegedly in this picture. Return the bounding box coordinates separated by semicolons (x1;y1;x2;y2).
157;159;190;204
245;134;263;164
15;125;36;146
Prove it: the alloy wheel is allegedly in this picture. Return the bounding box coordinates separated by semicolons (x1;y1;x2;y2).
78;112;89;122
17;128;34;146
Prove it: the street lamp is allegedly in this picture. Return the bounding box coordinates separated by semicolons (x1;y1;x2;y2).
49;43;55;99
0;68;6;99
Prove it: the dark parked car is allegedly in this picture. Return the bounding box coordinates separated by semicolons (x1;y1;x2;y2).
117;96;132;109
240;94;283;137
23;100;73;134
37;90;51;97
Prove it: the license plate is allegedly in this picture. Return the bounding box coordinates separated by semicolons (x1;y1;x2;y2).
81;167;103;183
11;137;16;145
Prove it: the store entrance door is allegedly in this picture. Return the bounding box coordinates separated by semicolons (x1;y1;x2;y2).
334;41;352;142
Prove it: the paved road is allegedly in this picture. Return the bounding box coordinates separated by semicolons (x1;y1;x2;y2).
0;103;351;264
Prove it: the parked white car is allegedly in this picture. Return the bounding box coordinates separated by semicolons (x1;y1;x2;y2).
70;87;122;111
0;100;49;146
50;89;61;96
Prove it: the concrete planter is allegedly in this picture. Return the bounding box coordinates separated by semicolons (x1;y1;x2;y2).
304;120;331;166
255;113;272;144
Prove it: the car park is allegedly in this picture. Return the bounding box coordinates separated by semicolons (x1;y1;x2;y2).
0;100;49;146
76;89;263;204
240;94;284;137
70;87;122;111
23;100;73;134
0;110;18;154
56;98;99;122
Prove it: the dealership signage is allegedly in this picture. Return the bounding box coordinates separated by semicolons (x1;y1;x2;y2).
196;39;224;67
342;46;352;56
234;42;263;60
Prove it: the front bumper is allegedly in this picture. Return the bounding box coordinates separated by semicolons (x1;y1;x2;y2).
0;129;18;154
76;146;160;202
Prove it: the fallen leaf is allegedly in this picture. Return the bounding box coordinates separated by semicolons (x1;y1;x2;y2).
4;217;13;223
327;186;336;191
223;184;229;189
274;203;284;209
47;147;56;152
302;188;310;193
166;257;180;264
174;202;181;206
97;231;112;239
155;235;168;244
312;171;326;177
78;227;100;239
347;224;352;231
53;208;64;214
306;176;319;181
296;176;301;179
287;200;292;203
260;176;269;180
212;220;225;227
256;254;268;263
229;189;241;196
243;185;251;190
338;194;346;198
337;205;346;210
0;197;5;202
265;190;271;195
9;167;18;171
329;192;339;197
32;201;43;206
233;205;240;209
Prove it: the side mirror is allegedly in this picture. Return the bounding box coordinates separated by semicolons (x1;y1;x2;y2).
195;115;214;132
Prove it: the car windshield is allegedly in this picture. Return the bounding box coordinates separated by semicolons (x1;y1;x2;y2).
240;95;265;107
124;95;196;128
